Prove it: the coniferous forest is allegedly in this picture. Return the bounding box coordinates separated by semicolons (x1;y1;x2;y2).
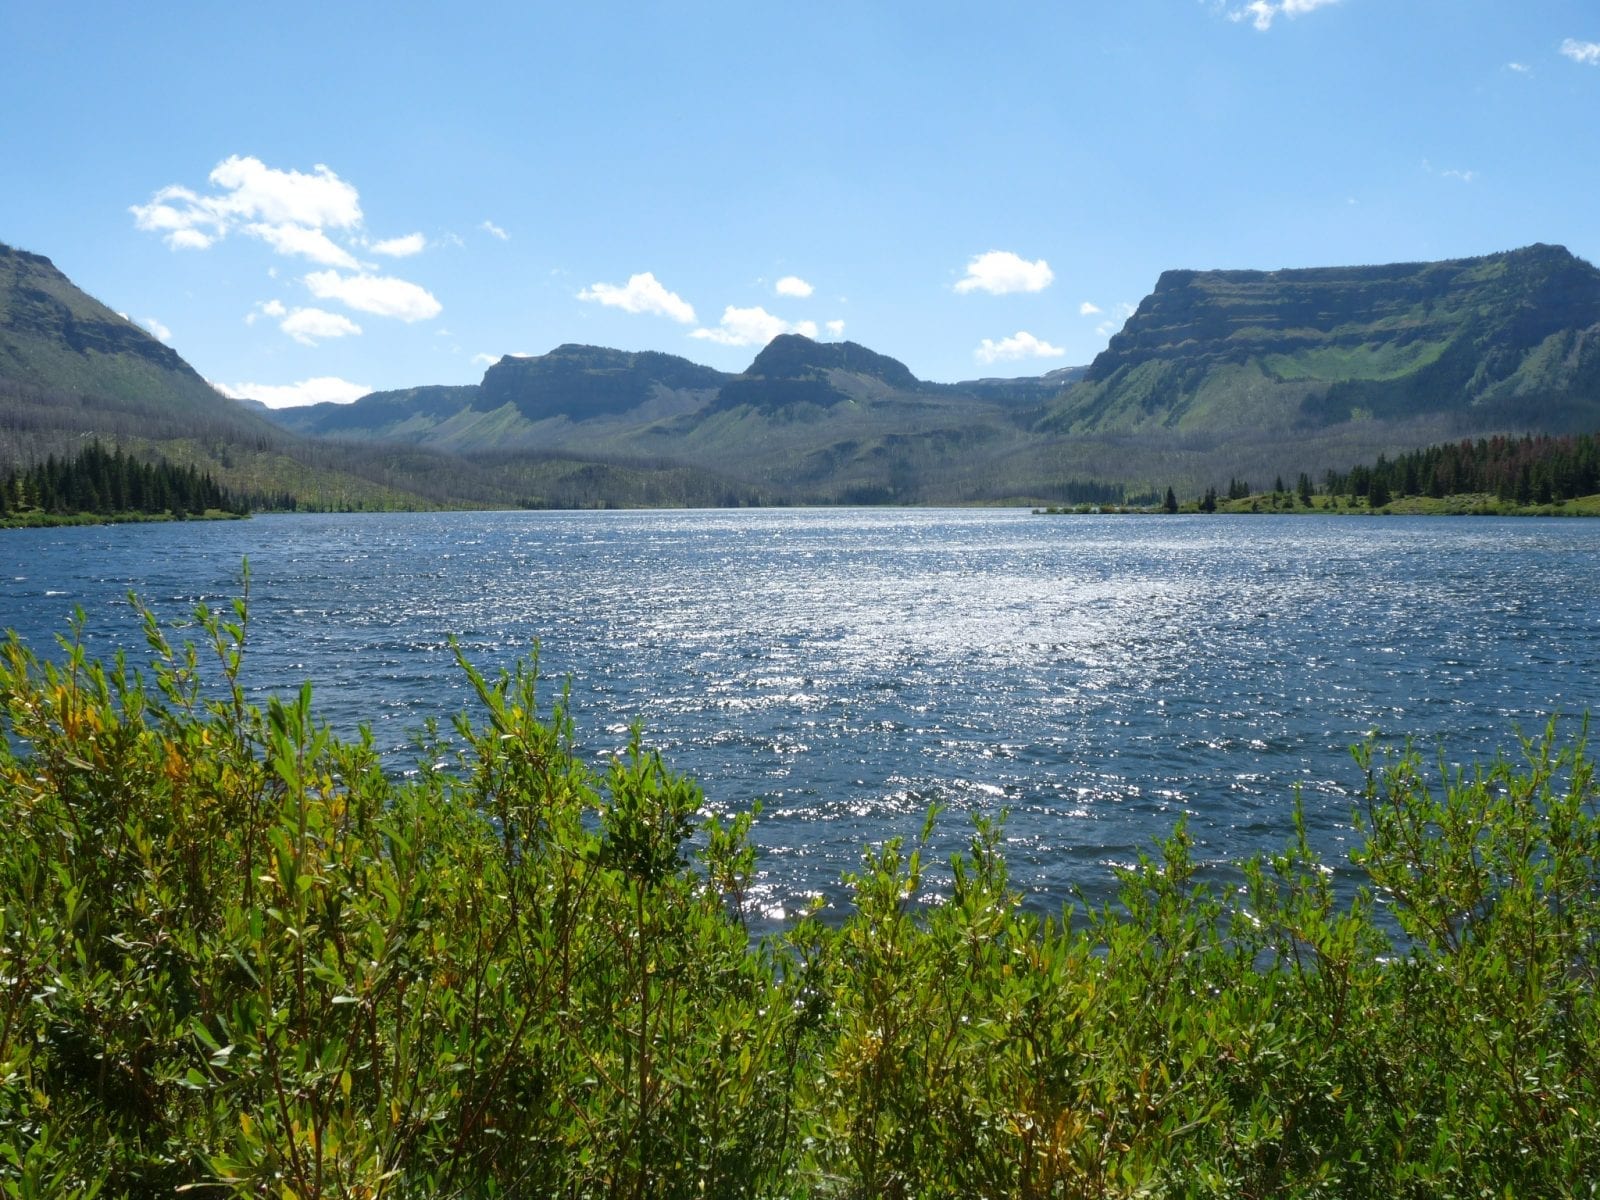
0;441;248;521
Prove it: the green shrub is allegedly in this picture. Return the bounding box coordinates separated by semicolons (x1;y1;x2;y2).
2;580;1598;1196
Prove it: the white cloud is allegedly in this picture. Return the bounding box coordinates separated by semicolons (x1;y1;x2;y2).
975;331;1066;365
578;272;696;323
168;228;214;251
1561;38;1600;66
279;306;363;345
132;156;365;254
1225;0;1339;30
1508;61;1531;73
372;232;427;257
1079;301;1102;316
1442;168;1477;183
245;221;361;268
954;250;1054;295
775;275;814;298
690;305;805;347
471;352;500;367
792;320;819;339
139;316;172;343
131;153;378;275
207;155;362;228
304;270;443;322
480;219;510;240
222;376;371;409
825;319;846;337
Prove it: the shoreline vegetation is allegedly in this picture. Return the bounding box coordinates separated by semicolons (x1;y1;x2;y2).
2;587;1598;1196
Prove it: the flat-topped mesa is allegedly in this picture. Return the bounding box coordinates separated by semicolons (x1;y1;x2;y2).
478;343;731;421
1088;243;1600;383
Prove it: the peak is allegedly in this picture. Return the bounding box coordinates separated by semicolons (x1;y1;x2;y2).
745;336;919;390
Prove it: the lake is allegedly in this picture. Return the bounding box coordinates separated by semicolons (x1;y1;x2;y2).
3;509;1597;929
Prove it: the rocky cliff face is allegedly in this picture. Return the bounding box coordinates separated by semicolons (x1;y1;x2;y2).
1;244;207;389
1051;244;1600;433
478;344;730;422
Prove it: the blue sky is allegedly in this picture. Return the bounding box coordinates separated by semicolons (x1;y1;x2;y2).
3;1;1598;406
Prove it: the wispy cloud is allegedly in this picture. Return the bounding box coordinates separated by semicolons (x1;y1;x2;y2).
480;219;510;240
1079;301;1102;316
221;376;371;409
1507;61;1531;73
1422;159;1478;184
304;270;442;322
1222;0;1340;31
1096;302;1137;339
1560;38;1600;66
775;275;814;298
139;316;172;343
975;331;1065;365
372;232;427;257
578;272;696;323
955;250;1054;295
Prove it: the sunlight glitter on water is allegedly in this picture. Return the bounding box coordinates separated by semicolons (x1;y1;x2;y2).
2;509;1598;929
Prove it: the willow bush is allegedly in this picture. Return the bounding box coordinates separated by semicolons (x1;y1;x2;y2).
2;583;1598;1197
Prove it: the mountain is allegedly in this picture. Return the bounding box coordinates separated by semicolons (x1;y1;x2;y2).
0;243;275;446
9;235;1600;509
1045;243;1600;438
0;242;524;509
712;335;921;410
268;334;1053;503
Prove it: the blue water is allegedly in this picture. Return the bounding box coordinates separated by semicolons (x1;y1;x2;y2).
3;509;1597;927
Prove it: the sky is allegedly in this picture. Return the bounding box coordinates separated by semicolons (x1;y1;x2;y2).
3;1;1599;407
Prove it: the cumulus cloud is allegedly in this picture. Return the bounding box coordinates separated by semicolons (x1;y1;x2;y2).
1079;301;1102;316
279;307;363;345
131;156;363;257
1561;38;1600;66
372;232;427;257
954;250;1054;295
578;272;696;323
775;275;814;298
1224;0;1339;31
975;331;1066;365
139;316;172;343
245;221;361;268
222;376;371;409
825;319;846;337
480;219;510;240
690;305;811;347
304;270;443;322
471;352;500;367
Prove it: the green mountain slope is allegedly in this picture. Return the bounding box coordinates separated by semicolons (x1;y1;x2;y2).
0;242;514;509
1046;243;1600;436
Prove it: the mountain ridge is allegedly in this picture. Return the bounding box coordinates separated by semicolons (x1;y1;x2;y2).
6;237;1600;506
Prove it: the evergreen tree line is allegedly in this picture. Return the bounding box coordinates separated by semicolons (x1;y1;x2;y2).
0;441;246;518
1324;431;1600;506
